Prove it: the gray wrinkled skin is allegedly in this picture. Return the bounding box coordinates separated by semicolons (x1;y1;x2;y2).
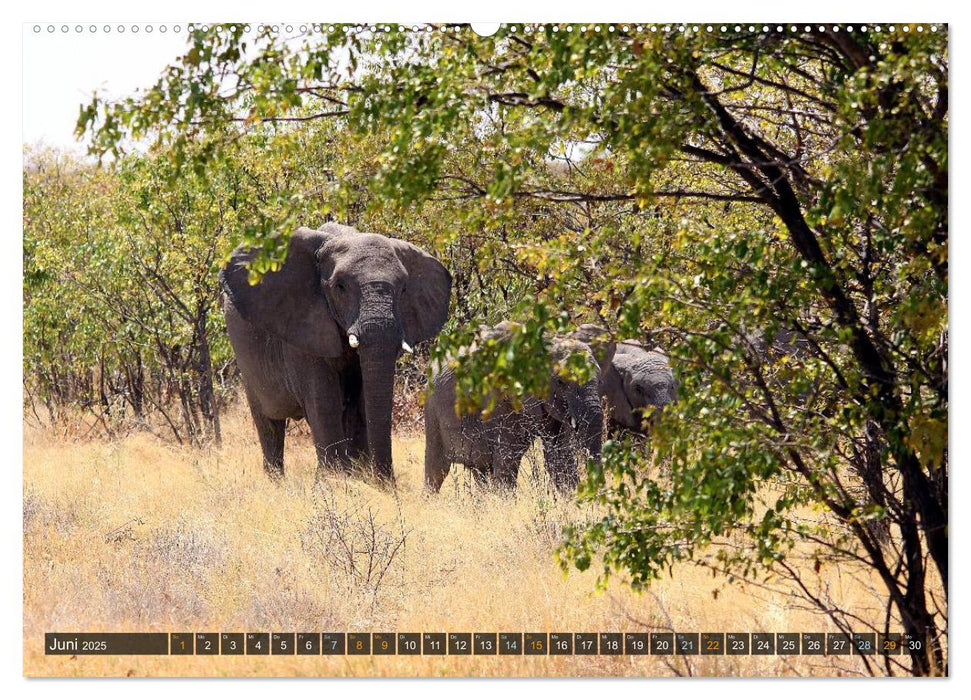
423;328;612;494
601;341;678;433
221;223;451;483
743;327;811;366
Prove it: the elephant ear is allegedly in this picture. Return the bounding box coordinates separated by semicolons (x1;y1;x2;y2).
570;324;616;375
601;361;637;428
480;321;514;342
220;227;344;357
390;239;452;345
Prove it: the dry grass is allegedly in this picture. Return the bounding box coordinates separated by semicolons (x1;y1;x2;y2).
24;402;896;677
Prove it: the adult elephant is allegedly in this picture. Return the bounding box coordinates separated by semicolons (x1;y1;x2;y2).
221;223;451;483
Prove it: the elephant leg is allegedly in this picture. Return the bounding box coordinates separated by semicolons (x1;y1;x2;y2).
304;370;352;478
470;466;490;488
543;425;579;493
241;387;286;477
306;415;350;477
340;361;369;461
540;429;561;483
423;418;451;493
492;455;521;490
342;395;369;462
252;411;286;478
492;438;528;491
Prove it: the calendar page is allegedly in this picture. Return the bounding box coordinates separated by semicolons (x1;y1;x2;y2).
21;18;949;679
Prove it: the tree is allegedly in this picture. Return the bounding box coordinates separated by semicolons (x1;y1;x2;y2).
25;142;274;443
77;23;947;674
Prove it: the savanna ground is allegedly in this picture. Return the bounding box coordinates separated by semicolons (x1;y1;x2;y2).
23;400;900;678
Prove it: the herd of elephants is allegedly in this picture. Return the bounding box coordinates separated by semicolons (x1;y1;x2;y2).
222;223;679;493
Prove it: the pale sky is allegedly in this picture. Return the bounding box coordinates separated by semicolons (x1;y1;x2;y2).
22;24;191;151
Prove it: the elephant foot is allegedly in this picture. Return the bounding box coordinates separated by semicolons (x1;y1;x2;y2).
470;466;490;489
365;460;397;489
313;456;351;481
490;474;519;494
313;457;396;490
263;462;285;480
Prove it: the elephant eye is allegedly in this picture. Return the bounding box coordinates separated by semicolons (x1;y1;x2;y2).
333;279;346;292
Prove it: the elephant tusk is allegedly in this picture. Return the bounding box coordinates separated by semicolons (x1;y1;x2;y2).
570;417;578;430
348;334;360;348
401;341;414;354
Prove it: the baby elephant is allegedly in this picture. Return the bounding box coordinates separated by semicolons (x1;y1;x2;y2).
601;340;678;434
424;325;614;493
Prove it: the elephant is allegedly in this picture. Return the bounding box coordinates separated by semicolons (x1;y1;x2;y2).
221;223;451;483
741;325;818;408
423;324;614;493
743;326;811;366
599;339;678;434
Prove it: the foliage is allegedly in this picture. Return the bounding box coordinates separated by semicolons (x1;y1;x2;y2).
58;23;950;675
25;145;252;442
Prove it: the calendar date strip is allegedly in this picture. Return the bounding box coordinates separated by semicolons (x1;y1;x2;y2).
45;631;925;656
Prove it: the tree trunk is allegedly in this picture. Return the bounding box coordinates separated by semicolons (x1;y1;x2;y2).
195;306;221;445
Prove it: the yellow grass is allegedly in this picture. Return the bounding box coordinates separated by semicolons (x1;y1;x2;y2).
24;403;897;677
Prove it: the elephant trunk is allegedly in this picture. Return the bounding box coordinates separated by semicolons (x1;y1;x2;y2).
572;381;605;461
359;348;397;482
355;284;402;483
